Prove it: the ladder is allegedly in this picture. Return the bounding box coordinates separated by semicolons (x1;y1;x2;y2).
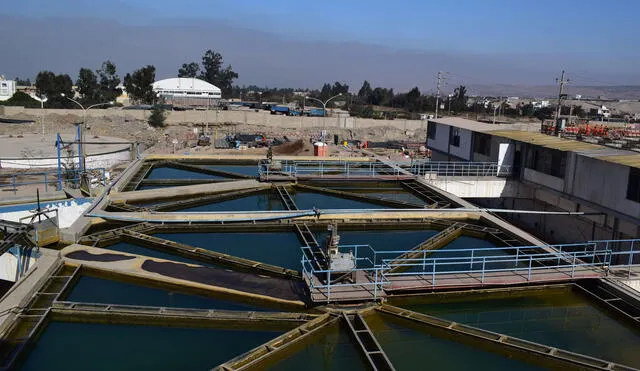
275;185;299;211
401;180;452;208
343;313;395;371
295;223;328;270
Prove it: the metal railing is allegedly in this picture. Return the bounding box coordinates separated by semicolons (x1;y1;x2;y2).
259;160;403;179
407;161;512;178
301;239;640;302
301;244;390;301
0;168;106;194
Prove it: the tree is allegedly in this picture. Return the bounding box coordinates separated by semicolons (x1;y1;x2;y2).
178;62;200;78
148;106;166;128
14;77;31;86
199;49;238;97
76;68;99;105
97;60;121;103
318;83;332;101
534;107;554;121
331;82;349;96
123;65;156;104
357;81;372;102
406;87;421;112
0;92;40;108
369;87;394;106
573;105;586;118
35;71;73;108
451;85;468;112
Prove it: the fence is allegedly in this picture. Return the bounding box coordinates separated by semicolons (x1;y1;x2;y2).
407;161;512;178
302;239;640;301
0;168;106;194
259;160;403;179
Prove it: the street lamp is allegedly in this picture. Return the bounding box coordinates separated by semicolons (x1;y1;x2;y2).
304;93;343;117
61;93;113;172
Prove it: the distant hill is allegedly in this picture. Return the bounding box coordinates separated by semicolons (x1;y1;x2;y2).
467;85;640;100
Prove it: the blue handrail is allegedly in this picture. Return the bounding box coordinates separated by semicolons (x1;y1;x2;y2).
301;239;640;302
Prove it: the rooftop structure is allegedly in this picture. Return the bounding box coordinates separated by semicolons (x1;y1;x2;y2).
153;77;222;106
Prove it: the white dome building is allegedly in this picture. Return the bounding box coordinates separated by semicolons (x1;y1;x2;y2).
153;77;222;107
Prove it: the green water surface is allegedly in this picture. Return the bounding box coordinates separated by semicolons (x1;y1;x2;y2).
65;275;269;311
146;167;228;180
156;231;302;271
179;193;286;212
365;314;543;371
269;325;367;371
397;288;640;368
20;321;281;371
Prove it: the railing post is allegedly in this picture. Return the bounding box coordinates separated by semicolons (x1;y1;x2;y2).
515;247;519;268
432;259;436;288
470;249;475;270
327;270;331;303
628;242;634;278
528;256;533;281
374;268;378;299
481;257;486;283
422;250;426;272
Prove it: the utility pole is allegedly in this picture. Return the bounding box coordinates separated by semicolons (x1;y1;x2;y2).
555;70;570;121
434;71;447;119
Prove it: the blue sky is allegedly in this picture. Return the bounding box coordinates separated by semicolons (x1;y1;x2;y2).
1;0;639;89
5;0;637;54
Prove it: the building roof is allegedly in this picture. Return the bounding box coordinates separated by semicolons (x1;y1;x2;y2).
487;130;603;151
428;117;537;133
153;78;221;93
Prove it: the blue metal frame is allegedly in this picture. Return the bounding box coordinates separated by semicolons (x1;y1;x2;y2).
0;168;106;195
407;161;513;177
259;160;402;179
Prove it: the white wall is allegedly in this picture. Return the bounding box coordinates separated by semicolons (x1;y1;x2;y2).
568;156;640;219
0;246;39;282
447;128;473;161
523;168;565;192
426;178;523;198
0;80;16;101
427;123;450;154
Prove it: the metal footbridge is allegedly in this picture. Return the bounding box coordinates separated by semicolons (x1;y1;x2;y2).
302;238;640;303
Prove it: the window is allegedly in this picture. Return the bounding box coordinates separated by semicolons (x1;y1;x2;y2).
427;123;436;140
450;128;461;147
473;133;491;156
628;167;640;203
525;146;566;178
1;83;6;87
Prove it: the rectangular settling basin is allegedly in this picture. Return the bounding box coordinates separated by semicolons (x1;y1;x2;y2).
391;285;640;368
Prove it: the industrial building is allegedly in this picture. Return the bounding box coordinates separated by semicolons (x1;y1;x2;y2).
425;117;640;244
153;77;222;107
0;77;16;101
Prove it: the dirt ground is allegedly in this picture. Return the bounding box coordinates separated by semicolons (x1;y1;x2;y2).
0;110;427;158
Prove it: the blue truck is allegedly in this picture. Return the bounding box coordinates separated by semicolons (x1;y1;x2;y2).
306;108;326;117
270;105;301;116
